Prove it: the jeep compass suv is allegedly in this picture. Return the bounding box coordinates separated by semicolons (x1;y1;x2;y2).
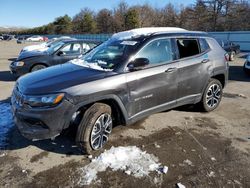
11;27;228;153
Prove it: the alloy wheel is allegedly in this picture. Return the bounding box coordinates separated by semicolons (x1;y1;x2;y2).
206;84;221;108
90;113;112;150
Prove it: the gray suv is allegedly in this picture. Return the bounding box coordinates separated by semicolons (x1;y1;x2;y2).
11;28;228;154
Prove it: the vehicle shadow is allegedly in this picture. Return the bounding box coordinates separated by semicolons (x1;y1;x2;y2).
8;126;83;156
0;97;11;103
0;71;16;82
173;104;201;113
229;65;250;82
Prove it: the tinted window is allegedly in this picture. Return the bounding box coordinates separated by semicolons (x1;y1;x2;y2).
135;38;173;65
199;38;210;53
177;39;200;58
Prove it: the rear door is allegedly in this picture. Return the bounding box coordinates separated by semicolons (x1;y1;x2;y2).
126;38;179;118
176;38;212;104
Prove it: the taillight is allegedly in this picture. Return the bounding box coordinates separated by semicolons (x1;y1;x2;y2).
224;53;229;61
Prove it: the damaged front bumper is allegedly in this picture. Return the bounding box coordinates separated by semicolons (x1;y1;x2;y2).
11;95;76;140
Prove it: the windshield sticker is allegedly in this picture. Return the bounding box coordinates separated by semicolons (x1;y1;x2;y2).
120;41;137;46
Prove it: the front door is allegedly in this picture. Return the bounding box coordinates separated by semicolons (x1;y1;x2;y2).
126;38;179;119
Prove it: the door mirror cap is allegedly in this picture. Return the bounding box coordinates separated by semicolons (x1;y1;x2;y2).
128;58;149;71
57;51;66;56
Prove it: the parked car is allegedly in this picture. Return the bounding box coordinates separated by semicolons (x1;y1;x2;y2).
17;36;27;44
243;54;250;75
11;27;228;154
10;39;100;77
3;34;15;41
0;36;3;40
20;36;72;54
26;35;44;42
43;36;49;41
216;39;240;61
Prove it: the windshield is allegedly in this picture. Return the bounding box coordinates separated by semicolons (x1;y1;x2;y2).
80;39;140;70
47;41;64;54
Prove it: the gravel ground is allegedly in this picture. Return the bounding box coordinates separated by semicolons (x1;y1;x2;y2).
0;40;250;188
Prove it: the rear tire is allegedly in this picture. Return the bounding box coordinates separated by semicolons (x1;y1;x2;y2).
199;78;223;112
76;103;112;154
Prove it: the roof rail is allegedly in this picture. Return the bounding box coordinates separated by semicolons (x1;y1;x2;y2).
111;27;187;40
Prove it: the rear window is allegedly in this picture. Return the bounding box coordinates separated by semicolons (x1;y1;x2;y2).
176;39;200;59
199;38;210;53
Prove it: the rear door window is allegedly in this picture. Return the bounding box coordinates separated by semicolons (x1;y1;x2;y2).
176;39;200;59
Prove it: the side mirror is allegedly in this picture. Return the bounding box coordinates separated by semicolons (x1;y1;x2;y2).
128;58;149;71
57;51;66;56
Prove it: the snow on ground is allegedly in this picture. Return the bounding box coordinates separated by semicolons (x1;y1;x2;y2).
0;103;14;150
78;146;166;185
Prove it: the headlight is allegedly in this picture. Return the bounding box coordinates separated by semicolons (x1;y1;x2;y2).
14;61;25;66
24;93;64;107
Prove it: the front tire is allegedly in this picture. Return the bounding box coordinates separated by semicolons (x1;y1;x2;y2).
76;103;112;154
199;79;223;112
31;64;46;72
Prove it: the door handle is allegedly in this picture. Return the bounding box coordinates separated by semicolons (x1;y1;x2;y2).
165;67;177;73
201;59;210;63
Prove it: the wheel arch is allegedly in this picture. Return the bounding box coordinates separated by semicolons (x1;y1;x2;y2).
211;74;226;88
70;95;128;129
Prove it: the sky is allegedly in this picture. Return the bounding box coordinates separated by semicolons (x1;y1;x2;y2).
0;0;195;28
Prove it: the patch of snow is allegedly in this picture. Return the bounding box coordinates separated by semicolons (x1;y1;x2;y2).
125;170;131;175
154;142;161;148
208;171;215;177
177;182;186;188
70;59;112;72
211;157;216;161
183;159;193;166
233;180;242;185
78;146;162;185
0;152;7;157
0;103;14;150
111;27;187;40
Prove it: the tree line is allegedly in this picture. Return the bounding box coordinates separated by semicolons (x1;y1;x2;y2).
19;0;250;35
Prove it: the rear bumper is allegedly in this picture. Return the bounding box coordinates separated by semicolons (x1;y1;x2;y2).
11;96;76;140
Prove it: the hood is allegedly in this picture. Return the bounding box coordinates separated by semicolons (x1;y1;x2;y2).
17;63;111;95
17;50;47;61
22;43;47;51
